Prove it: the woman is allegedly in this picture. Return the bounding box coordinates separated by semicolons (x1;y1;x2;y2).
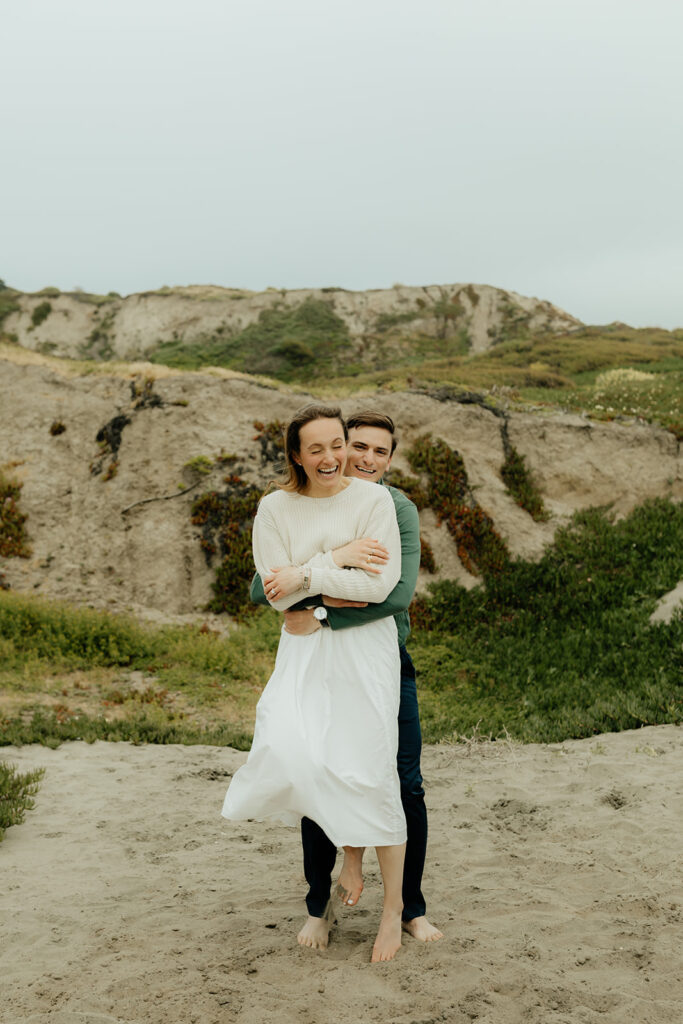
222;404;406;962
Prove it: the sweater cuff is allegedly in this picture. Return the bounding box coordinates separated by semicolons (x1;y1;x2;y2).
306;552;336;596
308;566;326;596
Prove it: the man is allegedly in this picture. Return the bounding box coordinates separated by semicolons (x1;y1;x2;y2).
250;411;442;949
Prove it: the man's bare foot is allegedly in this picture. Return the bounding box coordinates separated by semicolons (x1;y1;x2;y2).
297;915;330;950
371;909;403;963
337;846;364;906
402;916;444;942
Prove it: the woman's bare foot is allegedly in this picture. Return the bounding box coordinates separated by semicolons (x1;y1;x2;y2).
337;846;364;906
371;908;403;963
297;915;331;950
402;916;444;942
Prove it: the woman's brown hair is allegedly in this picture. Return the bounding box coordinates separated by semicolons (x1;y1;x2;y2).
280;404;348;493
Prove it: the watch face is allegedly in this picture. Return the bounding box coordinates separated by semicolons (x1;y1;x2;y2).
313;606;328;621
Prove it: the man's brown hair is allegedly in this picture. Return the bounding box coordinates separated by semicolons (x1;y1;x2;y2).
346;411;398;454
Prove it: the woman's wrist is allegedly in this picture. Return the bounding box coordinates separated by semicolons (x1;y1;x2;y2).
331;545;346;568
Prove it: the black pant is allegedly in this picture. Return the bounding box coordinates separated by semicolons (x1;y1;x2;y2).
301;645;428;922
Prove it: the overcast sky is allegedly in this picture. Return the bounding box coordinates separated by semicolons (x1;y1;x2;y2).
3;0;683;327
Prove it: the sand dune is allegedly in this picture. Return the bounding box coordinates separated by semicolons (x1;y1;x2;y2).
2;726;682;1023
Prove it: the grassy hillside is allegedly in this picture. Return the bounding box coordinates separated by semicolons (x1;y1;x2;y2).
1;497;681;750
410;497;683;743
322;324;683;439
147;314;683;438
3;281;681;436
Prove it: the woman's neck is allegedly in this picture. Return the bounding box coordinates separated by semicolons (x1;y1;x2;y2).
302;477;351;499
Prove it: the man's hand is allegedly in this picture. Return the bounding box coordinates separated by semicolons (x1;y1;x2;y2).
323;596;368;608
283;609;321;635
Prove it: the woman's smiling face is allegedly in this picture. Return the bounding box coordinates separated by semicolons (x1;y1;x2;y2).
294;417;348;497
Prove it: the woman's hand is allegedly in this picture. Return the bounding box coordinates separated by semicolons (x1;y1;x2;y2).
263;565;302;601
332;537;389;574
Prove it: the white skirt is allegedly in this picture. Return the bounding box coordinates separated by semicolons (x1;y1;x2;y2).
222;617;406;847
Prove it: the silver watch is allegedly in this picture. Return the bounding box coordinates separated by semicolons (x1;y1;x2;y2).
313;606;329;627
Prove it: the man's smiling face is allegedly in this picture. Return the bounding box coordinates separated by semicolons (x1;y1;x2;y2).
345;425;393;482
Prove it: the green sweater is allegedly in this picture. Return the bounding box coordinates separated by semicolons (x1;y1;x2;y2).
249;484;420;647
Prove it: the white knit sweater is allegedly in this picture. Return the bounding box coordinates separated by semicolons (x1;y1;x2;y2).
252;477;401;612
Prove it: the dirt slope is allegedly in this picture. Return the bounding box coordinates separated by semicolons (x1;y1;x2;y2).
1;346;680;622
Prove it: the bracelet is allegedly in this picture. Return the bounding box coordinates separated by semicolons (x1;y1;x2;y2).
302;566;311;591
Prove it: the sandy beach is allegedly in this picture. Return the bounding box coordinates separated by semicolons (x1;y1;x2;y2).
1;726;681;1024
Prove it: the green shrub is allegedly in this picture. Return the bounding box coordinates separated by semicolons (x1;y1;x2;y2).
0;591;282;748
150;297;352;382
407;434;509;577
0;590;280;676
270;339;314;366
253;420;286;469
384;471;429;510
191;479;262;618
187;422;286;618
69;290;118;306
409;497;683;743
0;761;44;840
184;455;214;476
431;295;466;339
0;289;20;331
0;710;251;751
501;447;549;521
0;471;31;558
0;593;156;665
420;537;437;573
374;310;420;333
31;301;52;327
